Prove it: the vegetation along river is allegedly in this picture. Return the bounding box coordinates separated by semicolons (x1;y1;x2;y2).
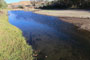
8;11;90;60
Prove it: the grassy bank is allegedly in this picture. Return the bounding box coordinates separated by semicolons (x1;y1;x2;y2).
0;10;33;60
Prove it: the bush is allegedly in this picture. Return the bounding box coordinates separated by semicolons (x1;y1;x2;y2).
18;5;24;9
0;0;7;8
38;0;90;9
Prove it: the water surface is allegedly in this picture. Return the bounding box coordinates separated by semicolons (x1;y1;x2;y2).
8;11;90;60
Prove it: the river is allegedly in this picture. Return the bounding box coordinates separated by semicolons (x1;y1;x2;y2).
8;11;90;60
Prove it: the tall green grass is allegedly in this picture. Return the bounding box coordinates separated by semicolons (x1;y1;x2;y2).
0;11;33;60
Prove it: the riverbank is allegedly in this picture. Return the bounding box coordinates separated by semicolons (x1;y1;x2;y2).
9;10;90;60
34;9;90;31
0;10;33;60
59;17;90;31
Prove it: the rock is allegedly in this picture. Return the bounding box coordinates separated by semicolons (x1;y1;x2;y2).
80;24;90;31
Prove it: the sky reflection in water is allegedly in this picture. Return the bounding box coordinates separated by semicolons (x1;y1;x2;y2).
8;11;90;60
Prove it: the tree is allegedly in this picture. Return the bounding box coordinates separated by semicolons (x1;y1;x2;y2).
0;0;7;8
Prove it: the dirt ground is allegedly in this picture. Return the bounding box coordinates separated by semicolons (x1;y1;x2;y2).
34;9;90;31
59;17;90;31
34;9;90;18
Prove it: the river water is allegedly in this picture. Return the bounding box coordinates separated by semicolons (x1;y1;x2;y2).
8;11;90;60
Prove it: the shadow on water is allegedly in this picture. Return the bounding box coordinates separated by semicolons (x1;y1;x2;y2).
8;10;90;60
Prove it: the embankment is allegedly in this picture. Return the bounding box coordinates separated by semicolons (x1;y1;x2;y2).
34;9;90;31
0;10;33;60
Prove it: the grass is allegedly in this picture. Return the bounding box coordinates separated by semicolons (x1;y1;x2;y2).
0;10;33;60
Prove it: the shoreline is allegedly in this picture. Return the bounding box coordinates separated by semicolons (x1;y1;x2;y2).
9;9;90;31
33;10;90;31
0;9;33;60
59;17;90;31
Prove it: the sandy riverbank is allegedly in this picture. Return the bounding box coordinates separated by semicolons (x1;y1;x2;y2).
34;9;90;31
60;17;90;31
34;9;90;18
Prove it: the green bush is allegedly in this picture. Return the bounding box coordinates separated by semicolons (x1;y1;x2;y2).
0;0;7;8
39;0;90;9
18;5;24;9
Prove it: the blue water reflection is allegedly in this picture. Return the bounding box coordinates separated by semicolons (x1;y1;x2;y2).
8;11;90;60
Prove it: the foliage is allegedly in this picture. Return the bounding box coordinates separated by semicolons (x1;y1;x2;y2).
0;10;33;60
18;5;24;9
39;0;90;9
0;0;7;8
